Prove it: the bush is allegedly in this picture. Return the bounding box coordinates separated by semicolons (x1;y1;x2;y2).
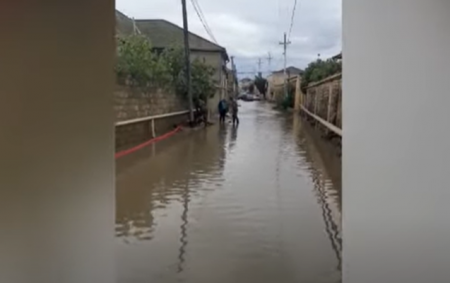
300;58;341;94
160;46;216;103
254;75;268;98
115;34;171;91
116;34;217;103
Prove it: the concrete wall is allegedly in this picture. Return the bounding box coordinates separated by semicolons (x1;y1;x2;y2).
303;73;342;130
267;73;286;86
190;51;223;83
267;73;284;100
114;84;189;151
267;73;298;102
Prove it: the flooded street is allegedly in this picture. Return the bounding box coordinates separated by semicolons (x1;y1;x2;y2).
116;102;341;283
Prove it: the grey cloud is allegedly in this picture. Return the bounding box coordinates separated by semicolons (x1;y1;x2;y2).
116;0;341;74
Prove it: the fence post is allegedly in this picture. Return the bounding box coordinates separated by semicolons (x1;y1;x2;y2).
294;75;302;111
151;119;156;138
326;84;334;122
314;91;319;115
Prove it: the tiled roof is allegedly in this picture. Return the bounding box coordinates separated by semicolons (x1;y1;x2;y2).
115;10;228;60
272;66;303;75
115;10;134;35
135;19;224;52
332;52;342;59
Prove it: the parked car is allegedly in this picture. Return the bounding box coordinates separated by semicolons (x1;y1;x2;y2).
253;94;262;101
241;94;255;101
237;93;247;100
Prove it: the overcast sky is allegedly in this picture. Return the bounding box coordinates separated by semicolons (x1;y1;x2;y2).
116;0;341;78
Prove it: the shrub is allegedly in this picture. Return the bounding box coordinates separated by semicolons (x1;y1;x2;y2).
116;34;217;103
300;58;341;94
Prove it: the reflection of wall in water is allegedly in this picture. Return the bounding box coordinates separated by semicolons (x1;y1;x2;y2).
115;127;228;241
291;115;342;270
294;115;341;199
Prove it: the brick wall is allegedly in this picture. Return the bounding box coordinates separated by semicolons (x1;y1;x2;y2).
114;85;187;122
114;84;189;152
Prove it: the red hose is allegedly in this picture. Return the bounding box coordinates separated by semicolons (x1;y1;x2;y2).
115;125;183;159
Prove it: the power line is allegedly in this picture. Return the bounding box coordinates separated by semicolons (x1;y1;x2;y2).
189;0;217;43
287;0;298;41
192;0;217;43
190;0;215;42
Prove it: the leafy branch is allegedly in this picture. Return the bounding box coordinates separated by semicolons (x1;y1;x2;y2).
300;58;342;94
115;34;217;102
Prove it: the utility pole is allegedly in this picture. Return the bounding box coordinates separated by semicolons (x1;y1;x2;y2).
231;56;237;97
267;52;273;73
181;0;194;123
257;58;262;73
279;32;291;98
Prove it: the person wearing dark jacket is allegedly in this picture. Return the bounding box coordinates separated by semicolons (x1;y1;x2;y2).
218;99;228;124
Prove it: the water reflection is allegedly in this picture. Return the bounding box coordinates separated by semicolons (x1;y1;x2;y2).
228;124;238;152
116;102;342;283
116;128;227;244
291;114;342;270
177;181;189;273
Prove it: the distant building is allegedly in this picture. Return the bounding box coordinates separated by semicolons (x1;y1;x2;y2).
115;10;230;113
266;66;303;100
239;78;253;93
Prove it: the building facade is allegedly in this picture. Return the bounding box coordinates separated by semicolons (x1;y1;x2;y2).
266;66;303;101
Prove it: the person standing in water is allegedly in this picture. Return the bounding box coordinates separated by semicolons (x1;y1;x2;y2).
218;98;228;124
230;97;239;126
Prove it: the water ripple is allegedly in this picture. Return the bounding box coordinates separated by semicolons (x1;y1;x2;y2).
116;102;341;283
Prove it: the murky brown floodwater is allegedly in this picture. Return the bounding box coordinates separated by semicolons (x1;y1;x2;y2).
116;102;341;283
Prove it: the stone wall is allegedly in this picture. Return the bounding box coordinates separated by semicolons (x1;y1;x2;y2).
114;85;187;122
303;73;342;132
114;84;189;152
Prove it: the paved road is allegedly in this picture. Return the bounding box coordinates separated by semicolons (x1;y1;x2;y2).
116;102;341;283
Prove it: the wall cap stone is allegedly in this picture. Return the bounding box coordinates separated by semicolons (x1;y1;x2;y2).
307;72;342;89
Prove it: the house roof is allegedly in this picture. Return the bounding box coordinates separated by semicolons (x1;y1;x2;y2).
115;10;229;61
135;19;225;52
272;66;303;75
332;52;342;60
115;10;134;35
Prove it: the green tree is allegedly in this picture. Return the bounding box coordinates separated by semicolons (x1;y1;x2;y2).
160;46;217;103
300;58;341;94
115;34;171;92
254;74;268;99
248;83;255;94
115;36;217;104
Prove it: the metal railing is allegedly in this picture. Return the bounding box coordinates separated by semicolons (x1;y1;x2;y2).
115;110;190;138
301;105;342;137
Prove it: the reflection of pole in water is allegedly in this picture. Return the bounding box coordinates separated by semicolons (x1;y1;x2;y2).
177;152;192;274
177;181;189;273
311;169;342;270
295;119;341;270
274;131;285;257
